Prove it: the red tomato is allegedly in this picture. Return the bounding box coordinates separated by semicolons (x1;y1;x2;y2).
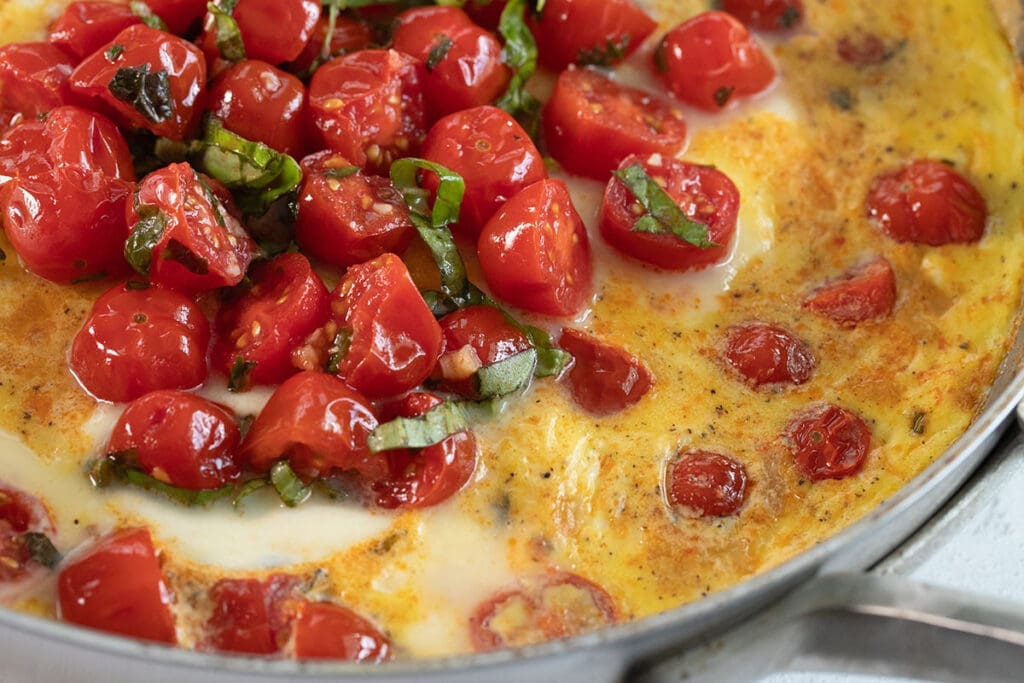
106;391;241;490
212;253;330;386
203;575;299;654
288;16;373;75
291;601;392;662
721;322;815;388
600;153;738;270
558;328;653;415
655;11;775;111
67;24;207;140
0;42;73;118
543;67;688;182
370;392;478;509
232;0;320;65
464;0;506;32
478;179;592;316
866;160;987;246
69;283;211;403
785;403;871;480
391;6;511;119
804;256;897;326
57;527;176;644
208;60;309;156
0;485;55;590
141;0;208;35
528;0;656;71
720;0;804;31
308;49;428;172
239;371;381;480
49;2;141;62
127;163;257;293
330;253;443;398
666;450;748;517
295;151;415;267
469;571;618;651
436;305;533;397
421;105;546;239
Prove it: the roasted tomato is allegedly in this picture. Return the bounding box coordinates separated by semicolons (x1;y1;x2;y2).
785;403;871;480
721;322;815;388
665;450;748;517
558;329;653;415
601;153;738;270
469;571;618;651
212;253;330;387
543;66;688;181
287;15;373;76
391;6;510;119
478;179;592;316
654;11;775;111
232;0;320;65
0;485;55;597
721;0;804;31
49;2;141;62
436;305;533;397
804;256;897;326
866;160;987;245
67;24;207;140
295;152;415;267
142;0;208;35
309;49;427;172
291;601;392;662
69;283;211;403
57;527;176;644
528;0;656;71
421;105;546;239
202;575;299;654
106;391;241;490
239;370;381;480
0;42;73;118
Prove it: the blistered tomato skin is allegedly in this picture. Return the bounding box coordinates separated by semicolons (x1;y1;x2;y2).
785;404;871;480
804;256;897;326
0;42;73;118
0;485;55;588
143;0;208;35
287;15;373;76
203;575;299;655
436;305;533;397
666;450;748;517
292;601;393;662
232;0;320;65
721;0;804;31
528;0;656;71
49;2;141;62
722;322;815;388
558;329;653;415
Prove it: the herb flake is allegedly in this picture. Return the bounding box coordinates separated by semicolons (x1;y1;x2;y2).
108;64;174;124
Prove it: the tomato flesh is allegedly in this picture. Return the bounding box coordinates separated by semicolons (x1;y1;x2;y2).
528;0;656;71
203;575;299;654
721;0;804;31
785;403;871;480
804;256;897;326
722;322;815;388
291;601;392;662
558;328;652;415
233;0;320;65
49;2;141;62
0;485;54;587
436;305;533;397
666;450;748;517
0;42;73;118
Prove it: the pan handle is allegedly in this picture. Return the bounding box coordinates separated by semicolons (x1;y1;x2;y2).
625;572;1024;683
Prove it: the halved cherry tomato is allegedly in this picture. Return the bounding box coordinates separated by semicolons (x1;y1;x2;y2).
654;11;775;111
528;0;656;71
785;403;871;480
721;0;804;31
49;2;141;62
601;153;738;270
67;24;207;140
469;571;618;651
558;328;653;415
391;6;510;119
543;67;688;181
212;253;330;386
804;256;897;326
232;0;320;65
665;450;748;517
69;283;211;403
239;370;381;480
329;253;443;398
57;527;176;644
287;16;373;76
421;105;546;239
127;163;257;293
295;151;415;267
721;322;815;388
0;485;55;589
866;160;987;245
0;42;73;118
478;179;592;316
106;391;241;490
141;0;208;35
291;601;392;662
203;574;299;654
308;49;427;172
436;305;533;397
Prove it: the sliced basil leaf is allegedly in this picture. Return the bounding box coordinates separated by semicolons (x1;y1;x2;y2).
270;461;311;507
476;348;536;397
22;532;61;569
125;203;168;276
426;35;453;71
89;455;234;507
228;355;257;392
495;0;541;136
206;1;246;62
325;328;352;374
613;162;717;249
507;319;570;377
129;0;169;31
108;65;174;124
367;400;468;453
323;165;360;180
231;478;269;508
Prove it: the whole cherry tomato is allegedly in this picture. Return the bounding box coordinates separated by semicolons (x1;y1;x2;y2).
0;42;73;118
436;305;533;397
804;256;897;326
287;15;373;76
69;283;211;403
721;0;804;31
785;403;871;480
202;574;299;654
0;485;55;591
721;322;815;388
558;328;653;415
232;0;320;65
528;0;656;71
49;2;141;62
665;450;748;517
141;0;208;35
291;601;392;662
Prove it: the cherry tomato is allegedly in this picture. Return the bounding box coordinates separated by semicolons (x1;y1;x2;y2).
464;0;506;32
295;151;415;267
654;11;775;112
836;33;893;67
57;527;176;644
69;283;211;403
785;403;871;480
49;2;141;62
127;163;257;293
212;253;330;387
469;571;618;651
436;305;533;397
721;322;815;388
720;0;804;31
665;450;748;517
601;153;738;270
288;15;373;76
0;42;73;118
421;105;547;239
240;371;381;480
543;67;688;181
804;256;897;326
330;253;443;398
141;0;208;35
232;0;320;65
0;485;55;589
308;49;428;172
558;328;653;415
291;601;392;662
67;24;207;140
528;0;656;71
391;6;511;119
478;179;592;316
866;160;987;246
106;391;241;490
203;574;299;654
